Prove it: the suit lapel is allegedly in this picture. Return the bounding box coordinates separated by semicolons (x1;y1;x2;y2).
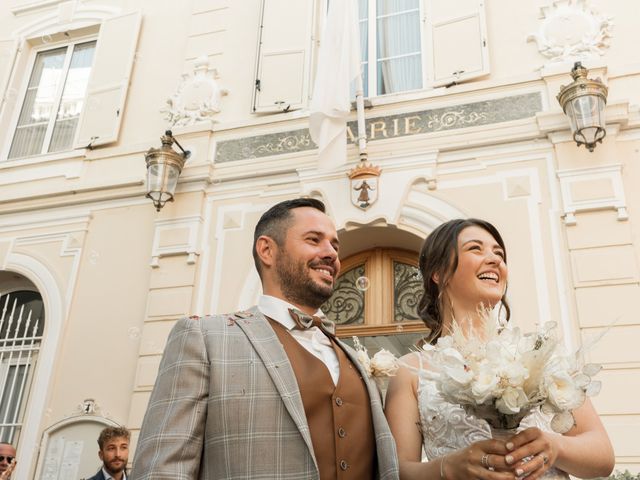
233;307;317;462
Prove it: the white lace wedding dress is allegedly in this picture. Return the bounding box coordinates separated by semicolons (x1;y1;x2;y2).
416;355;570;479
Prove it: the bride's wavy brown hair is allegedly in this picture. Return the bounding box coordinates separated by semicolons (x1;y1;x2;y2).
418;218;510;344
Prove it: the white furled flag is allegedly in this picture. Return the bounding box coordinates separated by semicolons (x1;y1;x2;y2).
309;0;361;171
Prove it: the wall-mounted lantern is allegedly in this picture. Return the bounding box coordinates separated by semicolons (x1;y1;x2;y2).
557;62;608;152
144;130;190;211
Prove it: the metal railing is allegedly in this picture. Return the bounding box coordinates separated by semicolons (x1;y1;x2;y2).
0;293;43;444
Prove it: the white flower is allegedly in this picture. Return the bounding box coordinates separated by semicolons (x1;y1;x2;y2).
546;371;585;411
416;313;602;433
499;358;529;387
370;349;399;377
472;363;500;404
440;347;473;385
495;386;529;415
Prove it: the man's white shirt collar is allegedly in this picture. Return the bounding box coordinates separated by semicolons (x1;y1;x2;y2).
102;467;126;480
258;295;326;330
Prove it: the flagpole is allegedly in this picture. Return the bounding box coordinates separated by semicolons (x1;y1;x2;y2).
355;64;368;162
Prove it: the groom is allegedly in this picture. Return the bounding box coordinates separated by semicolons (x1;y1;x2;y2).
131;198;398;479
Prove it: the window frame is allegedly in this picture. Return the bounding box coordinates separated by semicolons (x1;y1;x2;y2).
2;31;98;162
360;0;426;98
356;0;490;99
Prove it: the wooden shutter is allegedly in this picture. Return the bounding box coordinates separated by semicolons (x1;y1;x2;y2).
424;0;489;87
74;11;141;148
252;0;314;113
0;40;19;113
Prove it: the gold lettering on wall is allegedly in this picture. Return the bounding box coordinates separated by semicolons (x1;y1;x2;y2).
404;115;422;135
370;121;388;139
346;126;357;143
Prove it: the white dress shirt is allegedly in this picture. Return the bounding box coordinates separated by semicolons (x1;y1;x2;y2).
101;467;126;480
258;295;340;385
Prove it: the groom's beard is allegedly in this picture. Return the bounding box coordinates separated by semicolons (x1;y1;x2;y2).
276;253;335;309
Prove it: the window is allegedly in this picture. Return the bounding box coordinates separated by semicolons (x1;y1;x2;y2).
1;11;142;160
358;0;490;96
0;290;44;444
359;0;423;96
252;0;488;112
8;40;96;159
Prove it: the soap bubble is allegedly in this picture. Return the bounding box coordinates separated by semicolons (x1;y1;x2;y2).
355;276;370;291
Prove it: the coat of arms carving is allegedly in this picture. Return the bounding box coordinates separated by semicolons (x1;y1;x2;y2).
348;162;382;210
162;56;228;127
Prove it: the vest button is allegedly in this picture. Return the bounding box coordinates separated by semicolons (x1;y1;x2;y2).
338;427;346;438
340;460;349;470
335;397;343;406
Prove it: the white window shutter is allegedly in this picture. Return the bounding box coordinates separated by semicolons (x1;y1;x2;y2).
252;0;314;113
74;11;141;148
424;0;489;87
0;40;18;108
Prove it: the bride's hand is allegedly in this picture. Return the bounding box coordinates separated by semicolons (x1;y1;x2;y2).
442;439;516;480
504;427;558;480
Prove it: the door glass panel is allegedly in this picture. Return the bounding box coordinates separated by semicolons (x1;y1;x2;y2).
393;261;422;322
322;264;365;325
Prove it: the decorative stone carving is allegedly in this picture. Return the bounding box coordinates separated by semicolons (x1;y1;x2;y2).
162;55;228;127
216;92;543;163
528;0;613;63
75;398;101;415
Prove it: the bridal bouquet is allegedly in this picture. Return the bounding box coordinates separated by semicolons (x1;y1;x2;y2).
419;316;602;432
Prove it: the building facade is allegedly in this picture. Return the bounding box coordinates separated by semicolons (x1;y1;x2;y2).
0;0;638;478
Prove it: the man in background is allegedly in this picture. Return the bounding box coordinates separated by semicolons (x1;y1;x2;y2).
87;426;129;480
0;443;16;480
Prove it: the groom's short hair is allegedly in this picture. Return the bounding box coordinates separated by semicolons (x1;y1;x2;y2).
252;198;326;277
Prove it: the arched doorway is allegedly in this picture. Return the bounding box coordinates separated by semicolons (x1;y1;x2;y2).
322;227;428;357
0;273;45;445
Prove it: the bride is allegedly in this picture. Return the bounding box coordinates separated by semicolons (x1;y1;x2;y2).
385;219;614;480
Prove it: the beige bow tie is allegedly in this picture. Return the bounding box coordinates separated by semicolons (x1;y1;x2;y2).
288;308;336;336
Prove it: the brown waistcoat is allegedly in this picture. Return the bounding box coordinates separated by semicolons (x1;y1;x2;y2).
268;320;377;480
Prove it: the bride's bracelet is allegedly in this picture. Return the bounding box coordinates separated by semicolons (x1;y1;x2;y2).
440;454;448;480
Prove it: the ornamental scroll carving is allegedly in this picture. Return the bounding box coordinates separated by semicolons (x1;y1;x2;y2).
528;0;613;64
162;56;228;127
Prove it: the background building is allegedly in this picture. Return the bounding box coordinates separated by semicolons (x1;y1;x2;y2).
0;0;638;478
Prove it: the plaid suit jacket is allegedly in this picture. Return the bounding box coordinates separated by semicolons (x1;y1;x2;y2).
131;307;399;480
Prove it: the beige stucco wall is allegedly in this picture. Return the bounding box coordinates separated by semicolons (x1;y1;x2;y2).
0;0;639;478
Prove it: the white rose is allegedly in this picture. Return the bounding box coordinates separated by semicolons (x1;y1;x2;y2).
441;347;473;385
496;386;529;415
546;371;585;411
499;359;529;387
371;349;399;377
472;365;500;404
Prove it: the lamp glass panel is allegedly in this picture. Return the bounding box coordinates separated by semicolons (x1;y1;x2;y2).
568;95;606;146
146;160;180;196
